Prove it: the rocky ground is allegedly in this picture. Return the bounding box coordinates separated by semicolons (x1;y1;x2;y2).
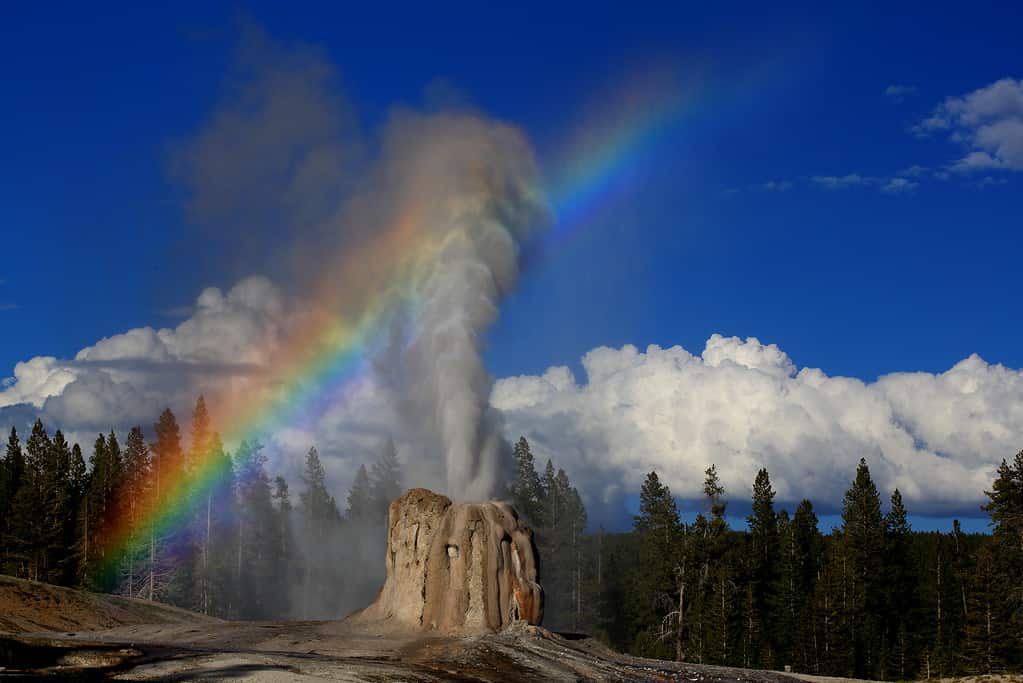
2;619;812;681
0;575;815;681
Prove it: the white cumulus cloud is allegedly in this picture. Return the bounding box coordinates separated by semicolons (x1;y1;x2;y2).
0;357;78;408
4;281;1021;520
492;335;1020;516
1;276;293;432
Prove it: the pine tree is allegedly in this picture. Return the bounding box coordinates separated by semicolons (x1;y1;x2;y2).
0;434;8;539
206;433;236;617
786;500;822;672
694;465;730;666
87;431;124;590
149;408;184;603
189;396;213;613
120;427;150;598
233;439;279;619
533;461;587;631
346;464;373;521
542;459;559;530
45;430;74;584
151;408;184;506
813;538;848;675
299;446;341;618
840;458;885;678
962;542;1001;673
600;540;631;649
9;420;51;580
747;468;780;668
271;475;295;617
1;427;26;576
67;442;89;585
882;489;916;679
187;396;211;474
923;529;961;677
369;438;402;521
301;447;338;522
981;449;1023;670
633;470;684;660
557;468;587;631
509;436;544;525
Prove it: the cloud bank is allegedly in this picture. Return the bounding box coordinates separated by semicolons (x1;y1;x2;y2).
493;336;1022;516
6;286;1020;521
0;276;294;442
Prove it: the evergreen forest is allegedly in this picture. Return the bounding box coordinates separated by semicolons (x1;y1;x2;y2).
1;403;1021;679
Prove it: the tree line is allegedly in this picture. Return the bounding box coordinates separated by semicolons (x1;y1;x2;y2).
508;437;1023;678
2;404;1021;678
0;396;401;619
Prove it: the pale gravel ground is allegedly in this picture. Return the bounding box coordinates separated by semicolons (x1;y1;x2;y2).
6;618;813;681
782;672;879;683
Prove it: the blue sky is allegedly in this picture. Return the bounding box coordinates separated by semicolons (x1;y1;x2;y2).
3;2;1019;380
1;2;1020;528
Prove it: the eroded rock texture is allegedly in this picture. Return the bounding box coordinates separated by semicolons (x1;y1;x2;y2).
359;488;543;632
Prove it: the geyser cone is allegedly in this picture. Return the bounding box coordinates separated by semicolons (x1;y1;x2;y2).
357;488;543;633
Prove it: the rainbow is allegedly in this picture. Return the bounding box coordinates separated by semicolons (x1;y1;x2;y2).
94;204;440;590
93;71;705;590
544;68;698;247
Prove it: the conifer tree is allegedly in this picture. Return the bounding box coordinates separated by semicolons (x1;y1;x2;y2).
189;396;213;612
233;439;278;619
540;459;559;534
188;396;211;474
301;447;338;523
1;427;25;576
2;429;19;543
557;468;587;631
67;443;88;585
962;543;1001;673
45;430;73;584
87;431;124;590
882;489;916;679
299;446;341;618
509;436;544;525
633;470;684;660
691;465;730;665
785;500;822;672
346;464;373;521
9;420;51;580
205;432;236;617
271;475;295;617
747;468;780;668
813;539;848;675
120;427;150;598
981;449;1023;669
369;438;402;520
151;408;184;505
840;458;885;678
0;434;8;537
150;408;184;603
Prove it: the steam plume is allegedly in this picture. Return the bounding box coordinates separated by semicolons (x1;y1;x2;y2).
368;112;546;499
172;26;546;500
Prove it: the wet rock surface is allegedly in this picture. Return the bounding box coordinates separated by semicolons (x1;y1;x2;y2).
356;488;543;632
2;620;814;682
